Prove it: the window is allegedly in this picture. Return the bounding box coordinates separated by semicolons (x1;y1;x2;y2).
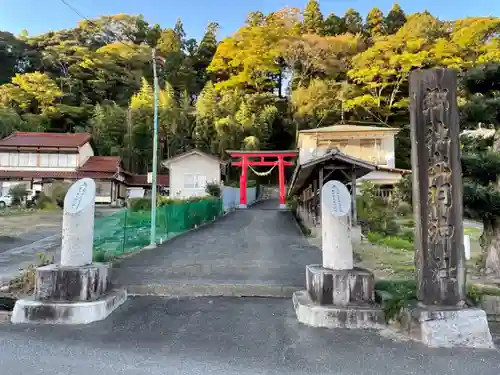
49;154;58;167
68;154;77;167
58;153;68;167
0;153;8;166
184;174;207;189
9;153;19;166
18;153;37;167
40;154;49;167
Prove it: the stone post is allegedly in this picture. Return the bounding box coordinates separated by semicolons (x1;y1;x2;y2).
321;180;353;270
409;69;466;305
61;178;96;267
293;180;384;329
11;178;127;325
403;68;494;348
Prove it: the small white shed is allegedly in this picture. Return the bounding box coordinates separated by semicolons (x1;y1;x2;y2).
163;149;226;199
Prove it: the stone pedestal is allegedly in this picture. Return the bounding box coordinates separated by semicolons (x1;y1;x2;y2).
35;263;111;302
399;305;494;349
294;265;384;329
11;263;127;324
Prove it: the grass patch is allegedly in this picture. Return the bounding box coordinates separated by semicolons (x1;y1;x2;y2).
375;279;500;322
367;232;414;251
356;242;415;280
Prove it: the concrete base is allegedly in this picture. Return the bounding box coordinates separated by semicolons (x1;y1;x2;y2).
11;289;127;325
143;243;157;250
399;305;495;349
480;295;500;322
293;290;385;329
35;263;111;302
306;265;375;306
279;204;287;209
238;204;247;209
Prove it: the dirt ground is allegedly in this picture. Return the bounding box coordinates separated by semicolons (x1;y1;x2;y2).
0;210;62;238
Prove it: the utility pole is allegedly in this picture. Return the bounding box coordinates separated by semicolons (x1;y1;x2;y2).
148;47;159;248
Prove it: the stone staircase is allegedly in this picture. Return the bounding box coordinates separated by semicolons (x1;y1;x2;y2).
259;185;280;201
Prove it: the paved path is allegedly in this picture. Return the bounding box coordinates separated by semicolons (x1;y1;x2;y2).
1;296;499;375
113;200;321;296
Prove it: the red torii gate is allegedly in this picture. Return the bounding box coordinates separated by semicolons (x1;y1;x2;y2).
226;150;298;209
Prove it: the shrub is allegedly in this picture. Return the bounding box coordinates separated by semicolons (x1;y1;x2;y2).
50;182;71;207
396;202;413;216
9;184;29;205
367;231;384;244
35;192;57;210
205;183;221;197
357;182;400;236
128;197;152;211
400;228;415;243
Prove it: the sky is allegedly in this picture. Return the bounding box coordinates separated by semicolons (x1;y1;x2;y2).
1;0;499;41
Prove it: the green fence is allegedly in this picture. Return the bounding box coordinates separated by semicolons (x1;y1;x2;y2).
93;198;223;259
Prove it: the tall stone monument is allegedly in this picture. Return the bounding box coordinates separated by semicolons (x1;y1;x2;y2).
11;178;127;324
401;68;494;348
293;180;384;328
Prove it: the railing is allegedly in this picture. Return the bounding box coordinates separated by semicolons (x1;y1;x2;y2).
92;198;223;260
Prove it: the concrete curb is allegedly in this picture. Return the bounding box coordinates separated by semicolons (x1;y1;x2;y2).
125;282;301;298
111;210;236;265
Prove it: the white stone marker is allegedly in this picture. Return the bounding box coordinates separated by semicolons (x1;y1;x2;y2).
60;178;96;267
321;180;353;270
464;234;471;261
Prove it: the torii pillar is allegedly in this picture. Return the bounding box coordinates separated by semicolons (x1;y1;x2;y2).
227;151;297;209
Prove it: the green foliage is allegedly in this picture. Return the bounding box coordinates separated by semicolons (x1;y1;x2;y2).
1;5;500;180
49;182;71;208
367;232;414;250
357;181;399;236
302;0;324;35
205;183;221;197
35;192;57;210
375;279;417;322
9;184;29;205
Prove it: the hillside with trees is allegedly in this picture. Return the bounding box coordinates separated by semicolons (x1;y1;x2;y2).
0;1;499;175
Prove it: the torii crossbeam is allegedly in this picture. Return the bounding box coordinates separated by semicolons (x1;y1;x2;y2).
226;150;298;209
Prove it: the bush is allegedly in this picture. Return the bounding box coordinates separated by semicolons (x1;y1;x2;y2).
396;202;413;216
9;184;29;206
128;197;152;211
205;183;221;197
400;228;415;243
357;181;399;236
50;182;71;207
35;192;57;210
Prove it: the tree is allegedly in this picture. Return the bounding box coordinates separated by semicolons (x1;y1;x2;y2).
0;72;63;113
346;12;445;123
343;8;363;35
384;3;407;35
461;64;500;276
208;8;301;92
366;8;385;37
324;13;346;36
302;0;324;35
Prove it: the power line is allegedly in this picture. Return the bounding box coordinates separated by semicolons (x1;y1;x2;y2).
59;0;141;53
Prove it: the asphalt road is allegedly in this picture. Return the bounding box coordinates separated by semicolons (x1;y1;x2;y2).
1;296;500;375
113;200;321;296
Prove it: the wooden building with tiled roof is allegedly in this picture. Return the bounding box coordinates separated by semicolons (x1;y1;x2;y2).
0;132;168;204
